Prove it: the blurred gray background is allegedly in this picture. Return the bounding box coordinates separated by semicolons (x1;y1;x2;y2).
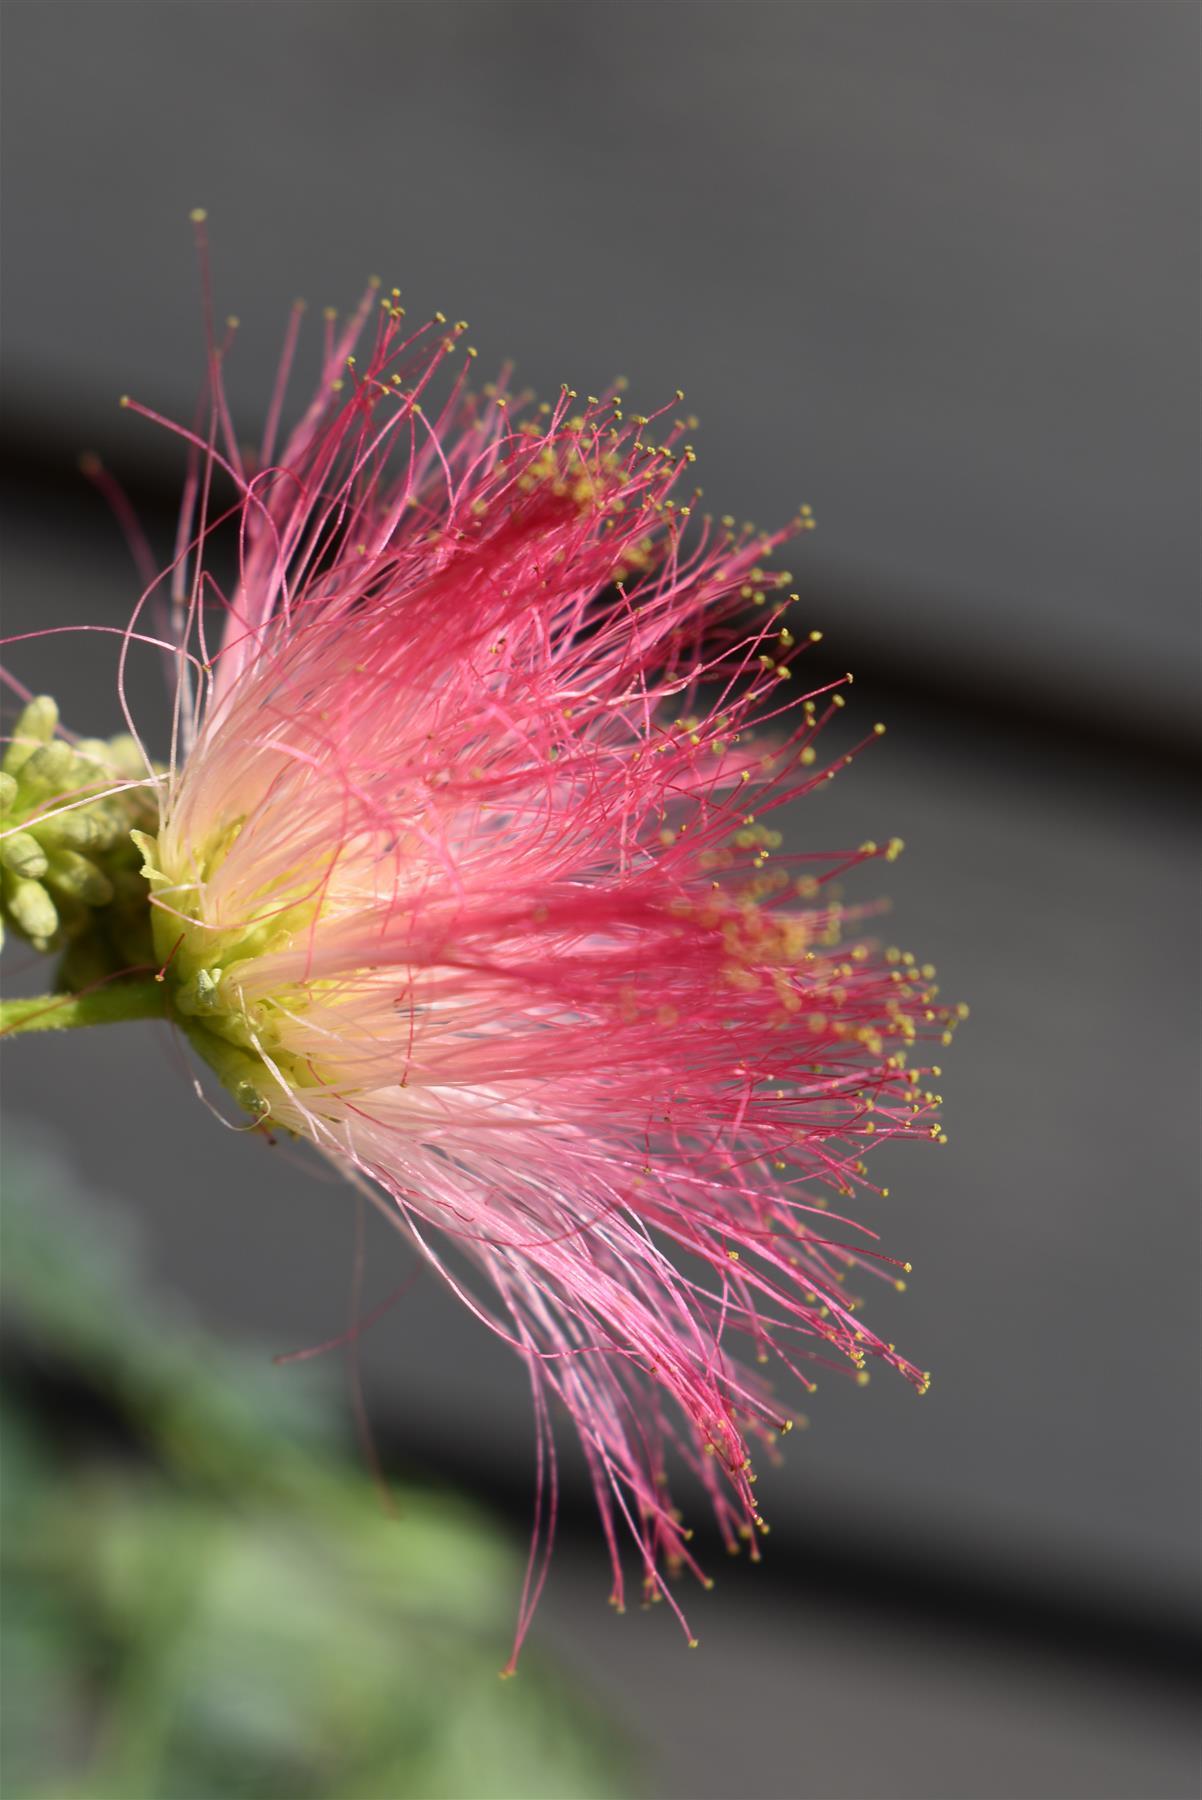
2;4;1199;1797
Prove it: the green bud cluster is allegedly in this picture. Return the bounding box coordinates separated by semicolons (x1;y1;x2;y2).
1;695;159;984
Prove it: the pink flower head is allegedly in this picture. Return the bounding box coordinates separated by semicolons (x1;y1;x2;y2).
114;256;962;1666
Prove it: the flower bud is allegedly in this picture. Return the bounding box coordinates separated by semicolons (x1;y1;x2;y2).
4;874;58;943
44;849;114;907
2;696;58;776
18;740;76;796
32;807;110;852
0;697;158;968
1;830;49;880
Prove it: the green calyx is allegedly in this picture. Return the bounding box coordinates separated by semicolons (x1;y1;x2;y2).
134;829;322;1122
1;695;160;983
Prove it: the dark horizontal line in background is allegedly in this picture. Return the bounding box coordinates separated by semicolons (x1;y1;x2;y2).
381;1421;1202;1704
2;414;1199;779
7;1334;1200;1703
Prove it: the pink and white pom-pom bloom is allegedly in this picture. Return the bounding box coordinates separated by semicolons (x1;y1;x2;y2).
111;235;962;1669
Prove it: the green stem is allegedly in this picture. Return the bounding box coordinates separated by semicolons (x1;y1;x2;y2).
0;977;169;1036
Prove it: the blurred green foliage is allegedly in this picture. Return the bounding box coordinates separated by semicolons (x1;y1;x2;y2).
0;1132;633;1800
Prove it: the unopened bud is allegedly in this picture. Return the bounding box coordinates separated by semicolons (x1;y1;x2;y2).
19;741;77;795
1;694;159;962
2;697;59;776
1;831;49;880
45;850;114;906
32;808;110;852
5;875;58;941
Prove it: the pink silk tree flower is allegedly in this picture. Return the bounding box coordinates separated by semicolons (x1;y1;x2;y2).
97;261;963;1667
